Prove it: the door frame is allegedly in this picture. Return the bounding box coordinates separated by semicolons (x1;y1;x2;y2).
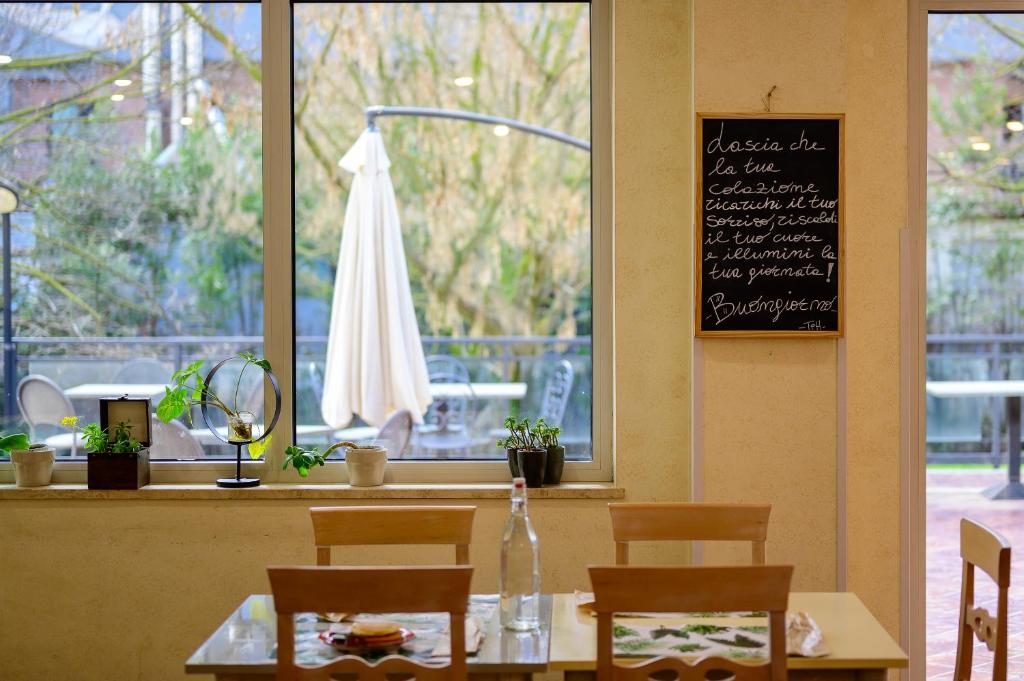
905;4;1024;680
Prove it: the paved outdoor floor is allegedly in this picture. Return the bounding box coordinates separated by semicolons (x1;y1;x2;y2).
927;469;1024;680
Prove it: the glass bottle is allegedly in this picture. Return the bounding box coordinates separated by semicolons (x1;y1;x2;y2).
499;477;541;630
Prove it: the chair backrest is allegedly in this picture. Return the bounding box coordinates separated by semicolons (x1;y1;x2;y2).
310;505;476;566
149;418;204;459
268;565;472;681
17;375;75;441
955;517;1011;681
589;565;792;681
539;359;574;426
609;502;771;565
375;409;413;458
423;372;474;432
113;358;169;384
426;355;470;382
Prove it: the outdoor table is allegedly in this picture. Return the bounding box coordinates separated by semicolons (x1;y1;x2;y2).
65;383;168;401
549;592;907;680
189;425;379;447
429;382;527;400
926;380;1024;499
185;594;551;680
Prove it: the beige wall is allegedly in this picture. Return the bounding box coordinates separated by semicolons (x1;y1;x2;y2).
695;0;906;635
0;2;910;680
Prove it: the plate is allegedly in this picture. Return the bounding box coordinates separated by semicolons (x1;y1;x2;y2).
319;628;415;655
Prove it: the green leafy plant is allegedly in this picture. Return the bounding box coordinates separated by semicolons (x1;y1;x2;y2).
156;352;273;458
496;416;545;451
534;418;561;448
283;440;377;477
63;416;142;454
0;432;31;457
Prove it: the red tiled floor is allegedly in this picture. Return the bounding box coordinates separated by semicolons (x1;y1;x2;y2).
927;469;1024;680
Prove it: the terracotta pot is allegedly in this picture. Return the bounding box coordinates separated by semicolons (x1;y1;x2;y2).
507;447;520;478
516;448;547;488
346;446;387;487
544;445;565;485
11;444;55;488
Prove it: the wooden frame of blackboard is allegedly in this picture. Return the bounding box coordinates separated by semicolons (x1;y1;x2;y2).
694;112;846;338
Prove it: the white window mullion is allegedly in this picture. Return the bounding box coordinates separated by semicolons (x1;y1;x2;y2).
261;0;294;481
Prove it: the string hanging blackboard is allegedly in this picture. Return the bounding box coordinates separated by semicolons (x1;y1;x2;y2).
696;114;844;337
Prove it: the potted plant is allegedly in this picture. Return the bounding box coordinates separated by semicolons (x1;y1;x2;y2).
497;416;526;477
497;417;546;488
535;418;564;485
65;416;151;490
156;351;273;458
284;440;388;486
2;432;54;488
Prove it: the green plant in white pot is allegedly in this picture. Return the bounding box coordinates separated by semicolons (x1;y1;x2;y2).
2;432;54;488
284;440;387;486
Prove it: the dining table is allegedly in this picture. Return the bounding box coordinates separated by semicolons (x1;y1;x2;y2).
186;594;551;680
926;379;1024;499
185;592;906;680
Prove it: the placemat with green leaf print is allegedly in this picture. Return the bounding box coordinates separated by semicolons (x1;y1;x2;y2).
612;616;772;663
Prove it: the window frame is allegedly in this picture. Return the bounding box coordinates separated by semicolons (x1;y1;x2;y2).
0;0;612;485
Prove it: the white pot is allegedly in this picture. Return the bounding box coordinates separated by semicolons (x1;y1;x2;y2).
11;445;55;488
346;446;387;487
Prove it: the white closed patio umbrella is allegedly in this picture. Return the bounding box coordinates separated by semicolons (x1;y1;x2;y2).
321;129;432;428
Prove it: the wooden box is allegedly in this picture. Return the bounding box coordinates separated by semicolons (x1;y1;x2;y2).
87;448;150;490
87;397;152;490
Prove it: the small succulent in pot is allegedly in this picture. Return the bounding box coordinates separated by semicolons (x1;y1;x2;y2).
496;416;547;488
534;418;565;485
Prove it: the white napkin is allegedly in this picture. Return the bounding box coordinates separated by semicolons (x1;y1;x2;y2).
786;611;829;657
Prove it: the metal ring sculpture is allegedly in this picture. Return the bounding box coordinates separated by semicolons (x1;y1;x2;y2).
200;357;282;446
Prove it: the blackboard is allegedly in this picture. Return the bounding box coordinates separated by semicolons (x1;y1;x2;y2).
696;114;844;337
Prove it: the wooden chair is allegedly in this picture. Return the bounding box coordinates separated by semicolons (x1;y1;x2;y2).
608;502;772;565
268;565;473;680
310;505;475;566
954;517;1012;681
589;565;793;681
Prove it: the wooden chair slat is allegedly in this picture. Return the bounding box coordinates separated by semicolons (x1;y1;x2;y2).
609;502;771;565
310;505;475;565
268;565;472;681
954;518;1012;681
589;564;792;681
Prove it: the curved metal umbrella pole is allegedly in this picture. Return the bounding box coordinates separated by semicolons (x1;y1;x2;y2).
364;105;591;152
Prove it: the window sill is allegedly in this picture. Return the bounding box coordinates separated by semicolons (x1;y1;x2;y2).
0;482;625;501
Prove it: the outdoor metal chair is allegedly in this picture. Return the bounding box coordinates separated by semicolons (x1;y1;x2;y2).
539;358;574;426
113;358;170;384
150;417;205;460
376;409;413;458
17;374;81;456
426;354;470;382
416;369;476;459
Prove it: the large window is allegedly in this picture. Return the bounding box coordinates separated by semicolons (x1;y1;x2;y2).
292;2;599;470
0;0;609;483
0;2;263;460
